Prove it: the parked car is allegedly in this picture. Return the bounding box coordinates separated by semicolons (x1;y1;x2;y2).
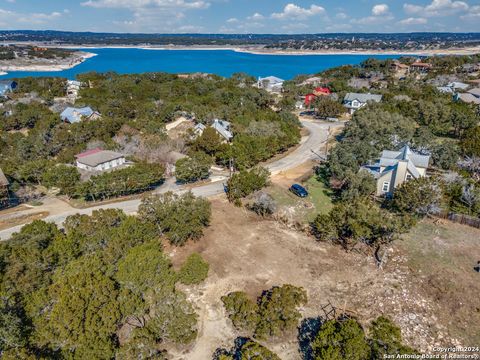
290;184;308;197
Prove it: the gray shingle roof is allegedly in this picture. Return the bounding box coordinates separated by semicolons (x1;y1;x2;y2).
344;92;383;103
380;145;430;169
76;150;125;167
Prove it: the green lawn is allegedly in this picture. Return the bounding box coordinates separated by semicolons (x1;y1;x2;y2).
267;176;334;223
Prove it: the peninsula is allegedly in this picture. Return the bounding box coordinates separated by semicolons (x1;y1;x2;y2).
0;44;96;72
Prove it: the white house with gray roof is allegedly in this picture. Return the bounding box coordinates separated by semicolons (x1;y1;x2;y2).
194;119;233;142
343;92;382;114
75;149;126;172
361;145;430;197
257;76;284;93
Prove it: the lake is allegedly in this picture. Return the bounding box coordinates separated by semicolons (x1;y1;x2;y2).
0;48;401;80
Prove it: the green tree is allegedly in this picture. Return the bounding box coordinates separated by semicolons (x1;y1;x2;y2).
391;177;442;217
312;198;405;249
175;152;212;183
340;171;376;201
42;164;80;197
313;96;345;118
146;291;198;345
369;316;418;359
192;126;224;156
178;253;209;285
116;328;167;360
227;167;270;203
139;191;211;246
38;256;121;359
311;319;371;360
221;292;260;333
431;142;459;170
460;126;480;157
116;241;176;295
254;285;307;339
0;300;29;353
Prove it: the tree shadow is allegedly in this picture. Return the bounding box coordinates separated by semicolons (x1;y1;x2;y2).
297;317;323;360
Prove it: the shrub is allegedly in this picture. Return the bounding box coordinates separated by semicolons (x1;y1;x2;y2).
226;167;270;202
249;191;276;216
42;164;80;197
178;253;209;285
175;152;212;183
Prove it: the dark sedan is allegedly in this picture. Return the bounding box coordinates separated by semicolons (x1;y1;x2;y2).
290;184;309;198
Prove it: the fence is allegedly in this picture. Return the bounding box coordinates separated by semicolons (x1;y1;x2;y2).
435;211;480;229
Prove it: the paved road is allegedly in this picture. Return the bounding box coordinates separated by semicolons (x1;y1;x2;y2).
0;120;341;240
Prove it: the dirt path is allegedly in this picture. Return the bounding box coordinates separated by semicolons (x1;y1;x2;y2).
168;200;464;359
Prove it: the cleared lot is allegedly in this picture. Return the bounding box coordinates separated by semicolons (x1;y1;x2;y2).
167;199;480;359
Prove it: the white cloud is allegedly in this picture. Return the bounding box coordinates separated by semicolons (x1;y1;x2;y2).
404;0;469;17
372;4;389;16
461;4;480;18
82;0;210;10
247;12;264;21
0;8;64;25
271;3;325;20
351;15;393;25
335;12;348;19
398;17;428;25
226;17;238;23
352;3;392;25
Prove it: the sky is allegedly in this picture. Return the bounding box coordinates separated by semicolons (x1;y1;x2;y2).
0;0;479;34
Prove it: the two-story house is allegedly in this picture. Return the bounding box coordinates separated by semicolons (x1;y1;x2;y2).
343;93;382;114
361;145;430;197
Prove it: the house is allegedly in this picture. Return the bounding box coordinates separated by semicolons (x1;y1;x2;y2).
410;62;432;73
60;107;101;124
75;149;126;172
362;145;430;197
300;76;323;86
313;87;331;96
0;80;17;97
390;61;410;76
446;82;469;91
455;87;480;105
66;80;82;98
343;93;382;114
194;119;233;142
437;86;455;94
211;119;233;141
257;76;284;92
0;168;9;192
304;93;317;108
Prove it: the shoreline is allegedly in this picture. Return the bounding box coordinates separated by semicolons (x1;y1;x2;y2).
62;44;480;56
0;51;97;73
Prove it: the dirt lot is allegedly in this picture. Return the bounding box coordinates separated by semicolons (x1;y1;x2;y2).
167;200;480;359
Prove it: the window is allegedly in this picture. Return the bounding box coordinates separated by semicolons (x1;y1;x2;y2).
406;174;413;181
382;181;390;192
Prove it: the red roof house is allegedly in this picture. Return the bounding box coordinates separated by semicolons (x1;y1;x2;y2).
314;87;331;95
304;93;317;107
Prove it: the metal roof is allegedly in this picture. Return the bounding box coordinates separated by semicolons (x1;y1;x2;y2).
76;150;124;167
60;107;96;124
344;92;382;103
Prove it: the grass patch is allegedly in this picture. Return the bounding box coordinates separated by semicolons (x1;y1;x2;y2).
267;176;334;223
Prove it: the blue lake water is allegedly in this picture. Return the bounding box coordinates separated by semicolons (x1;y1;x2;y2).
0;48;401;80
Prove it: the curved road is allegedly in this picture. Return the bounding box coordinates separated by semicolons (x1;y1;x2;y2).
0;120;342;240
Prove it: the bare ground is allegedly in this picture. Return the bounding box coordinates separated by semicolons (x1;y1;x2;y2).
166;199;480;359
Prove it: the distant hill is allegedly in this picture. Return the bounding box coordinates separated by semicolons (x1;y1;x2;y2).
1;30;480;48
